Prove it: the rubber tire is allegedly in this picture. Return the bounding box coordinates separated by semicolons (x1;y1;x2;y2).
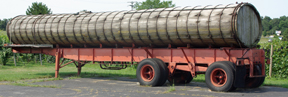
152;58;168;86
219;61;237;91
245;64;265;88
136;58;163;86
253;64;265;88
205;61;235;92
168;70;193;84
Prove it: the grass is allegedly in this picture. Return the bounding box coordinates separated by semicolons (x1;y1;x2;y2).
259;37;270;44
0;30;6;35
164;84;176;93
264;77;288;88
0;61;136;82
1;61;288;89
193;74;205;82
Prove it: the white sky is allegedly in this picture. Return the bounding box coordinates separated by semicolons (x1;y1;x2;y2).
0;0;287;19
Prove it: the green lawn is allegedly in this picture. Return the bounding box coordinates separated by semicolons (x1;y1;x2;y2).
0;30;6;35
0;61;287;88
0;61;136;81
259;37;269;44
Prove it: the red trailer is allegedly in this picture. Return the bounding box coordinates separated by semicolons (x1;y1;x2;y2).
5;44;267;91
5;3;267;91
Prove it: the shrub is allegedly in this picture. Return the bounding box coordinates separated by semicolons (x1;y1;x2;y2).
260;38;288;78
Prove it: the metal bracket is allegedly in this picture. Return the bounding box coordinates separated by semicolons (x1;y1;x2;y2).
143;48;153;58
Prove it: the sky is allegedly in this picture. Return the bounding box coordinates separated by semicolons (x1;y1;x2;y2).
0;0;287;19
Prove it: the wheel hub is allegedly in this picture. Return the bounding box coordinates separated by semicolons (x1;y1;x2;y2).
140;64;155;82
210;68;227;87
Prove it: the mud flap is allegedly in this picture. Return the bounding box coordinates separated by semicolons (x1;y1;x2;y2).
234;65;246;88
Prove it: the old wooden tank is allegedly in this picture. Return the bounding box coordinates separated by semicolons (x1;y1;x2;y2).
7;3;262;48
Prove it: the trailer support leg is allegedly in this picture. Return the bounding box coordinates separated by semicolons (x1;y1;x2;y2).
55;51;60;78
77;62;82;76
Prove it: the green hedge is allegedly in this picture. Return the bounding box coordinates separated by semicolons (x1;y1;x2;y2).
260;39;288;78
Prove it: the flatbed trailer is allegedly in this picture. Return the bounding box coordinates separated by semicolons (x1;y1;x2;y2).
5;3;267;91
6;44;267;92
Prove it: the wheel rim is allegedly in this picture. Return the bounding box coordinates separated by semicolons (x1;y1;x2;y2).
210;68;227;87
140;64;155;82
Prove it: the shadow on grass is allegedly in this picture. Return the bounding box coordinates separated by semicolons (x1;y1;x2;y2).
36;72;136;79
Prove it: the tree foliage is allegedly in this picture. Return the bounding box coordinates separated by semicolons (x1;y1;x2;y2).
26;2;52;15
261;16;288;40
283;28;288;41
0;19;10;31
134;0;175;10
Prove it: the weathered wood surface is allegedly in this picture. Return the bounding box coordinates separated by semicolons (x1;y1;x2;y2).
7;3;261;48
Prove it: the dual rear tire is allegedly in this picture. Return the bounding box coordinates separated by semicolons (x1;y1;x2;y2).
137;59;264;91
136;58;168;86
205;61;236;92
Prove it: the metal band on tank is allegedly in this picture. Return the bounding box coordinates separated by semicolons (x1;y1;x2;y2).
24;16;36;44
43;15;54;44
186;6;200;44
219;4;232;46
111;11;125;44
102;12;114;45
128;10;139;44
37;15;49;44
136;9;149;45
79;13;91;44
6;15;23;43
207;5;222;46
231;3;244;48
63;14;74;44
94;12;107;44
118;12;128;44
56;14;69;44
72;14;84;45
145;8;158;45
14;16;28;43
196;5;211;46
86;13;98;44
50;14;63;44
165;7;179;45
18;16;30;44
6;15;24;44
33;15;47;44
175;7;189;45
155;8;167;45
31;15;41;44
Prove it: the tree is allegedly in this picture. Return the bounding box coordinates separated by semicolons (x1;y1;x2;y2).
283;28;288;41
26;2;52;15
0;19;10;31
263;31;267;36
134;0;175;10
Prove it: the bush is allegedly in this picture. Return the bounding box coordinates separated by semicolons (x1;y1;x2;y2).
260;38;288;78
0;34;12;65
